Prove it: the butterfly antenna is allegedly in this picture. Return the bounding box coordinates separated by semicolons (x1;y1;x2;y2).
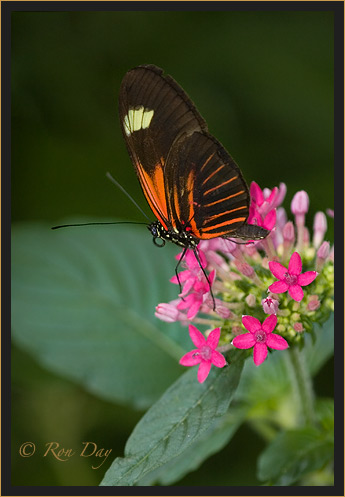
106;172;150;221
51;220;148;230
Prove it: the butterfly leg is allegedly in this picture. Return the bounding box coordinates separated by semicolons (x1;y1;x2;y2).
174;246;189;298
192;246;216;311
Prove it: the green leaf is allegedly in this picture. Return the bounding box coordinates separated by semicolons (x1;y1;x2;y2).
12;221;190;409
257;427;334;485
235;348;290;406
137;405;247;485
235;313;334;409
100;350;246;486
315;398;334;432
305;313;334;376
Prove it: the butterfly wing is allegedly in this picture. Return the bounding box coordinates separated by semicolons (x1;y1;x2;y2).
164;131;254;239
118;64;208;229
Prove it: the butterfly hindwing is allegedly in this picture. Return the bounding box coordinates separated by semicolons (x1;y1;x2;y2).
164;131;250;239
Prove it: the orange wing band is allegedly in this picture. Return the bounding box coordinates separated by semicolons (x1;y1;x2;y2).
136;161;168;229
203;176;238;196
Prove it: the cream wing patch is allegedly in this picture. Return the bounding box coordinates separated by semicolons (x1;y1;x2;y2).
124;106;154;136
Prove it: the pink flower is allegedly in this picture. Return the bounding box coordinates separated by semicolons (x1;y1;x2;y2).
232;315;288;366
268;252;318;302
155;300;188;323
249;181;286;217
250;181;267;205
250;182;279;214
179;325;227;383
271;182;287;209
177;270;216;319
248;207;277;231
262;296;279;315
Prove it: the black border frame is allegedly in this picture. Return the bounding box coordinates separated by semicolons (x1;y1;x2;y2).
3;1;344;496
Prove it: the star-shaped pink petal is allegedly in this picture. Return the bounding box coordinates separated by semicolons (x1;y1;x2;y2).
232;315;288;366
268;252;318;302
179;326;226;383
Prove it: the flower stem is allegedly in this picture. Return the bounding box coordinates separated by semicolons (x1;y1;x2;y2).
285;346;316;426
262;236;277;260
296;223;304;253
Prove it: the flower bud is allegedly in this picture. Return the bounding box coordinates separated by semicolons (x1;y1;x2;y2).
215;304;232;319
283;221;295;243
293;322;305;333
316;241;330;271
155;301;183;322
313;212;327;249
317;240;330;260
291;191;309;227
291;190;309;215
245;294;256;307
307;295;321;311
234;260;254;278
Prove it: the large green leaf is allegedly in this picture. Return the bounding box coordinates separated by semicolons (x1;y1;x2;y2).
137;405;247;485
100;350;245;486
11;221;190;409
257;426;334;485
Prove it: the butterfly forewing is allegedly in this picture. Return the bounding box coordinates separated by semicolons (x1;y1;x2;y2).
165;131;250;239
119;65;208;228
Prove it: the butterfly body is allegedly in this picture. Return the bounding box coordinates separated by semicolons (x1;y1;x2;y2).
119;64;268;248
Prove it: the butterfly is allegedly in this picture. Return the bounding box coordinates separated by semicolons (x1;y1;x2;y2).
118;64;269;296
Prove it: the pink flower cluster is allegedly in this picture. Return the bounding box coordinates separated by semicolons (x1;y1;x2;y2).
247;181;286;232
156;182;333;383
170;250;216;320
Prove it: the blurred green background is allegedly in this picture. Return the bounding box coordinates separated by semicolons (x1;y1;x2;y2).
12;10;334;486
